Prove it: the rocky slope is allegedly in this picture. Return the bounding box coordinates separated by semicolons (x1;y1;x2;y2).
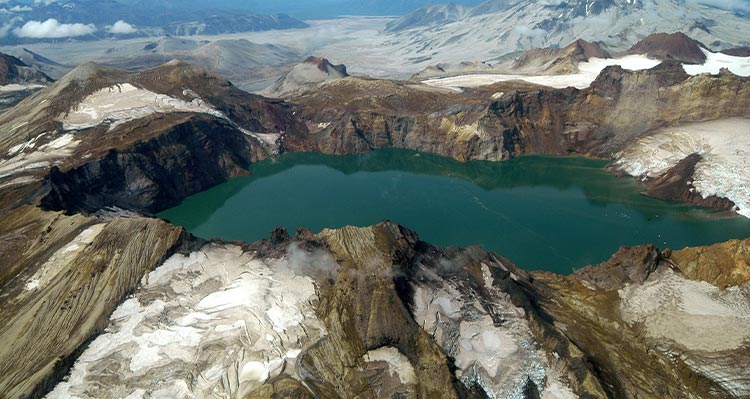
0;60;306;214
385;3;471;32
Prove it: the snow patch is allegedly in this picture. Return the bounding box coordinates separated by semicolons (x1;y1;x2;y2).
683;48;750;77
422;55;660;90
24;224;106;291
59;83;225;131
363;347;417;385
613;118;750;217
412;264;559;398
0;133;79;179
46;243;327;399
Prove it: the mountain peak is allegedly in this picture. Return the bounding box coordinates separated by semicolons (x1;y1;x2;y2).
262;56;349;98
627;32;708;64
512;38;610;74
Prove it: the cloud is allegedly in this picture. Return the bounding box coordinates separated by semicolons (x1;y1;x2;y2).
108;20;136;34
13;19;96;38
511;24;546;40
0;16;21;37
0;5;29;13
33;0;57;5
283;242;337;277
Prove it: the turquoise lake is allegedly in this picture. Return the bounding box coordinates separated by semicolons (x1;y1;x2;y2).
158;150;750;273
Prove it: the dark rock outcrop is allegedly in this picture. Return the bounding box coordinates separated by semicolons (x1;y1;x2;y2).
642;153;737;212
41;115;262;215
574;245;662;290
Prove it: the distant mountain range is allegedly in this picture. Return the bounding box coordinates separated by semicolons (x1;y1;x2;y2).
386;0;750;57
0;0;308;44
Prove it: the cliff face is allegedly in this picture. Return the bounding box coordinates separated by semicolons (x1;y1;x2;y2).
41;115;264;215
289;62;739;160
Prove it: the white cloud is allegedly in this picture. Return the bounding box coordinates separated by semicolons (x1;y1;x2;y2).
13;19;96;38
0;16;21;37
33;0;58;5
9;5;32;11
108;20;136;34
512;24;546;40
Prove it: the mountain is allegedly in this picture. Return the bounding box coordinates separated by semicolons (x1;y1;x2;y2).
261;56;349;98
409;60;494;80
0;53;53;86
385;3;470;32
12;48;70;79
102;38;300;91
166;14;308;36
627;32;707;64
0;52;53;113
204;0;486;19
511;38;611;74
382;0;750;63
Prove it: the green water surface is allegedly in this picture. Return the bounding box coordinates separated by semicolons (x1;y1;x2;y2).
158;150;750;273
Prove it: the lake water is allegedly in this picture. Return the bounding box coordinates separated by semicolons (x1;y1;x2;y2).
159;150;750;273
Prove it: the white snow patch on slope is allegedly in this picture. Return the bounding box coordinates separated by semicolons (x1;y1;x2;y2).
423;50;750;91
0;133;78;179
413;263;575;398
363;347;417;385
619;268;750;396
59;83;225;131
47;244;327;399
683;48;750;77
24;224;107;292
422;55;661;90
613;118;750;217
